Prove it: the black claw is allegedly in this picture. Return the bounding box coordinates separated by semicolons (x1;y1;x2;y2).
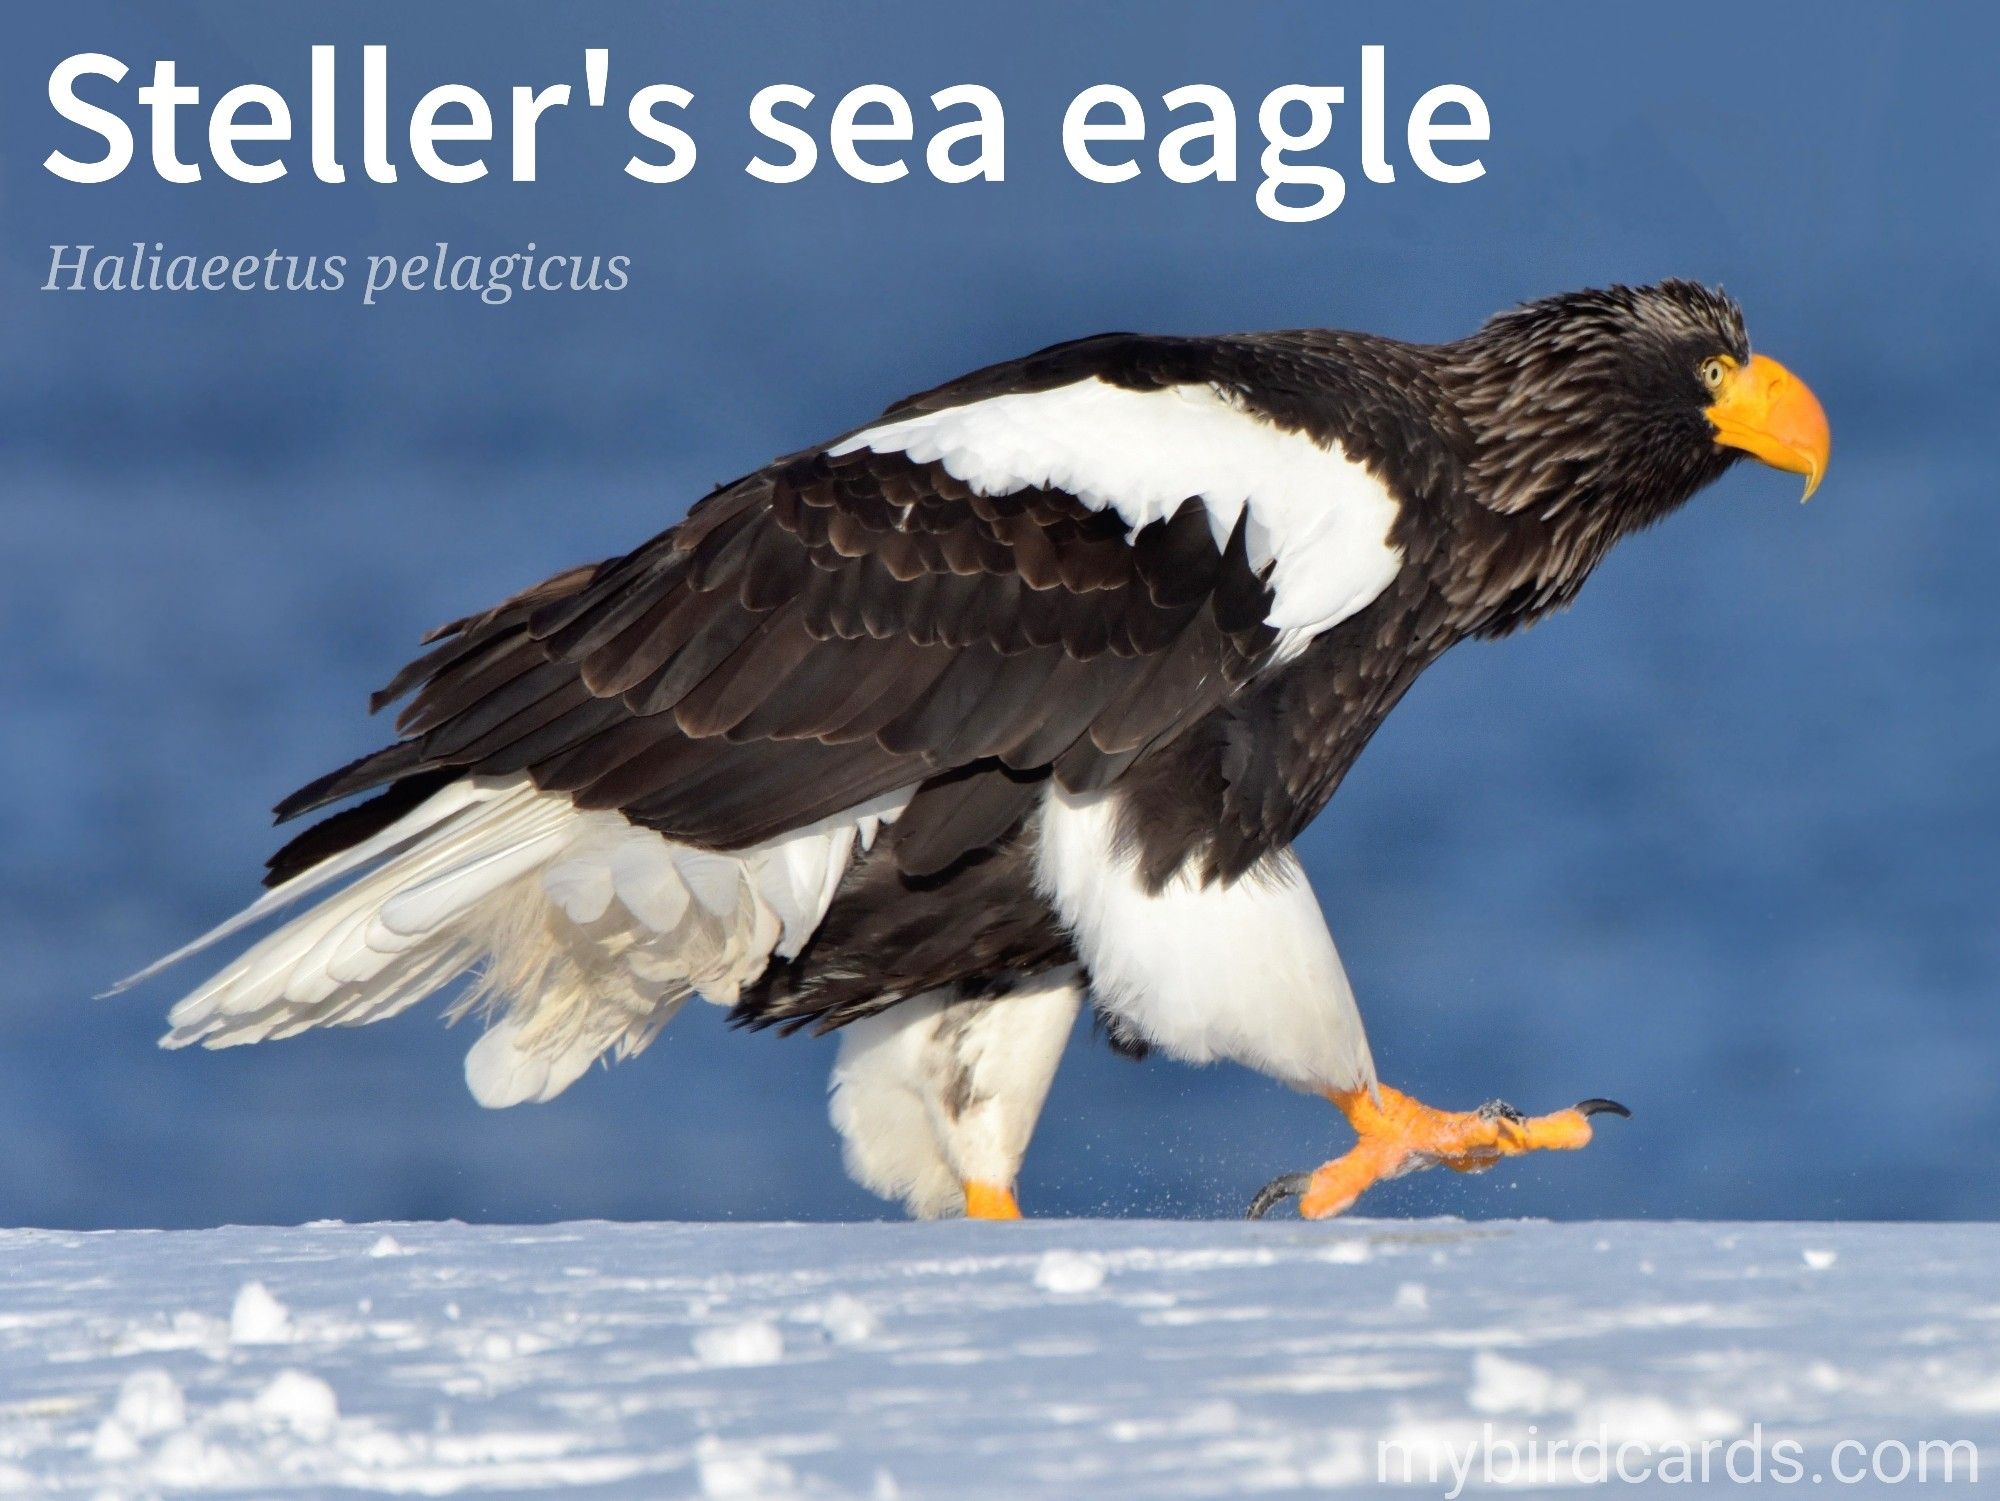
1247;1171;1314;1220
1575;1097;1632;1119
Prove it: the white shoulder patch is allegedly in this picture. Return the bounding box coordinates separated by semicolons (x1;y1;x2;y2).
831;377;1405;652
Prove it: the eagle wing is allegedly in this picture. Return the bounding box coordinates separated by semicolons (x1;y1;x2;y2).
272;335;1407;886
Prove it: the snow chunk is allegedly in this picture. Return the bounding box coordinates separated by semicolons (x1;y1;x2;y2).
1802;1247;1838;1271
91;1370;188;1467
1584;1394;1741;1446
254;1370;340;1440
1033;1250;1106;1294
696;1434;796;1497
1948;1375;2000;1413
807;1292;878;1344
1394;1281;1429;1312
151;1431;244;1488
1467;1351;1584;1415
113;1368;186;1437
368;1233;411;1258
692;1320;785;1368
229;1281;292;1344
90;1418;141;1462
1109;1399;1240;1442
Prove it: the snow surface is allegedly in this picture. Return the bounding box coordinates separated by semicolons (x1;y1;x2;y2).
1;1220;1995;1498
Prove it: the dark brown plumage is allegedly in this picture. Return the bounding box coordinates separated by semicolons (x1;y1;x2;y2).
262;281;1782;1033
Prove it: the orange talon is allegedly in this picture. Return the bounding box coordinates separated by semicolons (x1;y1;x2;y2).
963;1181;1022;1220
1249;1084;1628;1220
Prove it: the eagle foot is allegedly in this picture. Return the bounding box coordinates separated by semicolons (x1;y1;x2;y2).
1246;1085;1629;1220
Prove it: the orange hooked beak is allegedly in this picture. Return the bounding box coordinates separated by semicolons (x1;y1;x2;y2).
1706;354;1830;500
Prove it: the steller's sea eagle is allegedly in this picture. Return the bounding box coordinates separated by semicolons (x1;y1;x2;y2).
118;281;1829;1220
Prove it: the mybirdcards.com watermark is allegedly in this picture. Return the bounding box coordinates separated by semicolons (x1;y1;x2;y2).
1378;1424;1980;1497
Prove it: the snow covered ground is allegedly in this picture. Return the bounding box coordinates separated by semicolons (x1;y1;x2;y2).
1;1219;1994;1498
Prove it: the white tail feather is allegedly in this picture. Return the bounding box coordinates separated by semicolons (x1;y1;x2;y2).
126;774;912;1106
102;778;490;996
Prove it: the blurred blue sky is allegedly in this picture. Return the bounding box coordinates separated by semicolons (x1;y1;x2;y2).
3;2;1996;1227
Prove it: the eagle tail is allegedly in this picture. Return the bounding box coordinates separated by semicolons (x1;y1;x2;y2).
112;775;897;1108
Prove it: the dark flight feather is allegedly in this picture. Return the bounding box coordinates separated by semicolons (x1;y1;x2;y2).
891;765;1048;880
673;611;822;739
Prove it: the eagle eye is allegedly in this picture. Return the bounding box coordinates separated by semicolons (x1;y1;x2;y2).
1699;356;1733;392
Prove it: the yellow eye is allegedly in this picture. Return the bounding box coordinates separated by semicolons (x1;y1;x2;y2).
1700;356;1732;392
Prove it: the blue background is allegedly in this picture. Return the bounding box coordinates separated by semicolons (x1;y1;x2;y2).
4;2;1994;1227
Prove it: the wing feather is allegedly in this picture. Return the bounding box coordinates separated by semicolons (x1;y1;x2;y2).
279;341;1417;884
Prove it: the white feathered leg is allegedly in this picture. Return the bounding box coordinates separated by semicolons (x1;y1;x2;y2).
829;969;1083;1219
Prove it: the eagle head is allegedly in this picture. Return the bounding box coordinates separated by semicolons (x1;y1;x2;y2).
1447;279;1829;526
